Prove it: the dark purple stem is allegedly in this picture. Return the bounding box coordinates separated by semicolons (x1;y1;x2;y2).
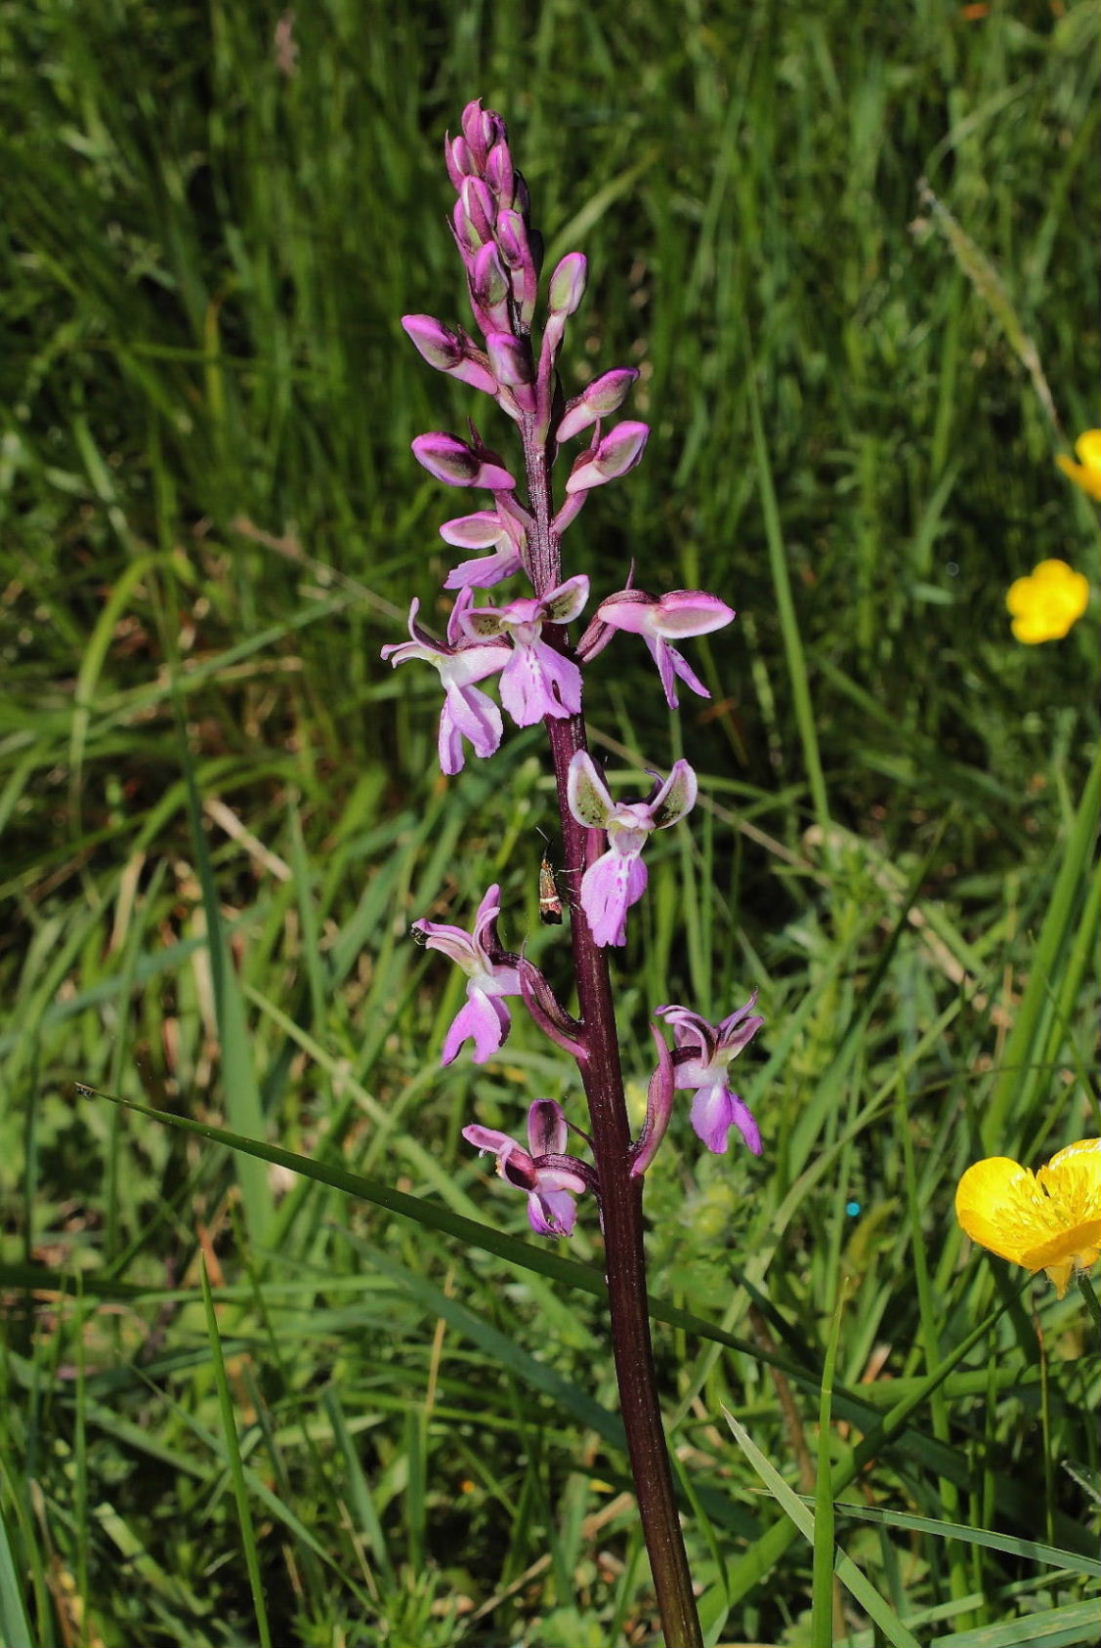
523;420;703;1648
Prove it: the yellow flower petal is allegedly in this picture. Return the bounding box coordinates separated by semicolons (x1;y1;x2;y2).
1040;1136;1101;1179
1056;428;1101;501
1075;429;1101;465
1005;559;1090;644
956;1140;1101;1298
955;1157;1042;1263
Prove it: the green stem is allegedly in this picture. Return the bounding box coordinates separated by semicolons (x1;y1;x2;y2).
1077;1272;1101;1339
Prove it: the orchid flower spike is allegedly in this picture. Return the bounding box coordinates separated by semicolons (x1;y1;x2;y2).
413;884;522;1064
592;588;736;708
459;575;589;726
654;994;765;1155
464;1099;594;1236
381;593;510;776
567;752;697;947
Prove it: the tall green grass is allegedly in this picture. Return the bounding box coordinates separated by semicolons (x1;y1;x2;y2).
2;1;1098;1643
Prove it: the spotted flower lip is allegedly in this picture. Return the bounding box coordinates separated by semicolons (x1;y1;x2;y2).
412;884;522;1065
654;995;765;1155
1056;429;1101;502
1005;558;1090;644
955;1139;1101;1299
459;576;589;726
463;1098;594;1236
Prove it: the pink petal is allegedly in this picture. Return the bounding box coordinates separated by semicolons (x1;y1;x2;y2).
498;639;582;726
690;1084;762;1155
463;1124;517;1156
445;546;523;589
580;851;647;948
441;988;510;1065
529;1186;579;1236
443;683;503;762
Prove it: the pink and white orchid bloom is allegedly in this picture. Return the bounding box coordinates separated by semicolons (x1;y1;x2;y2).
381;592;510;776
593;588;736;708
567;752;697;947
464;1099;593;1235
654;995;765;1155
413;884;522;1064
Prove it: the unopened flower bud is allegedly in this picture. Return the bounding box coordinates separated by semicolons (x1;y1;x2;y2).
497;210;539;323
460;176;496;246
470;242;513;333
444;133;474;192
485;140;515;205
461;98;503;167
565;421;649;494
485;332;534;387
401;316;498;395
412;433;515;492
402;314;464;371
548;252;588;317
557;369;640;442
452;197;482;258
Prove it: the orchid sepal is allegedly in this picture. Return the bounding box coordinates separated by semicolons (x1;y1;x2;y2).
630;1023;676;1178
517;956;589;1062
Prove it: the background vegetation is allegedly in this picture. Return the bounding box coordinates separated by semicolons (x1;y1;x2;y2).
2;0;1098;1643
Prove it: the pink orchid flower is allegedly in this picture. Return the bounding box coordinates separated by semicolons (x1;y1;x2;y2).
566;752;697;947
464;1099;593;1235
413;885;522;1064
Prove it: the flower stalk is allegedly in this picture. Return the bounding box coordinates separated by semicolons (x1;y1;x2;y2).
385;100;766;1644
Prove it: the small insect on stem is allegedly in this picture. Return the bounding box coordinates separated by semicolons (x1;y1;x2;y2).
537;829;564;925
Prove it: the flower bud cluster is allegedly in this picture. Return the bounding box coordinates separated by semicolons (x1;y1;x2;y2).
400;98;666;577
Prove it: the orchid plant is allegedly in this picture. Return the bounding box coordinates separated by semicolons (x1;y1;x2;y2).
384;100;763;1647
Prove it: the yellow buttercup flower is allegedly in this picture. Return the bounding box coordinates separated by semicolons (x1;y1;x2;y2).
955;1139;1101;1299
1056;429;1101;501
1005;558;1089;644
